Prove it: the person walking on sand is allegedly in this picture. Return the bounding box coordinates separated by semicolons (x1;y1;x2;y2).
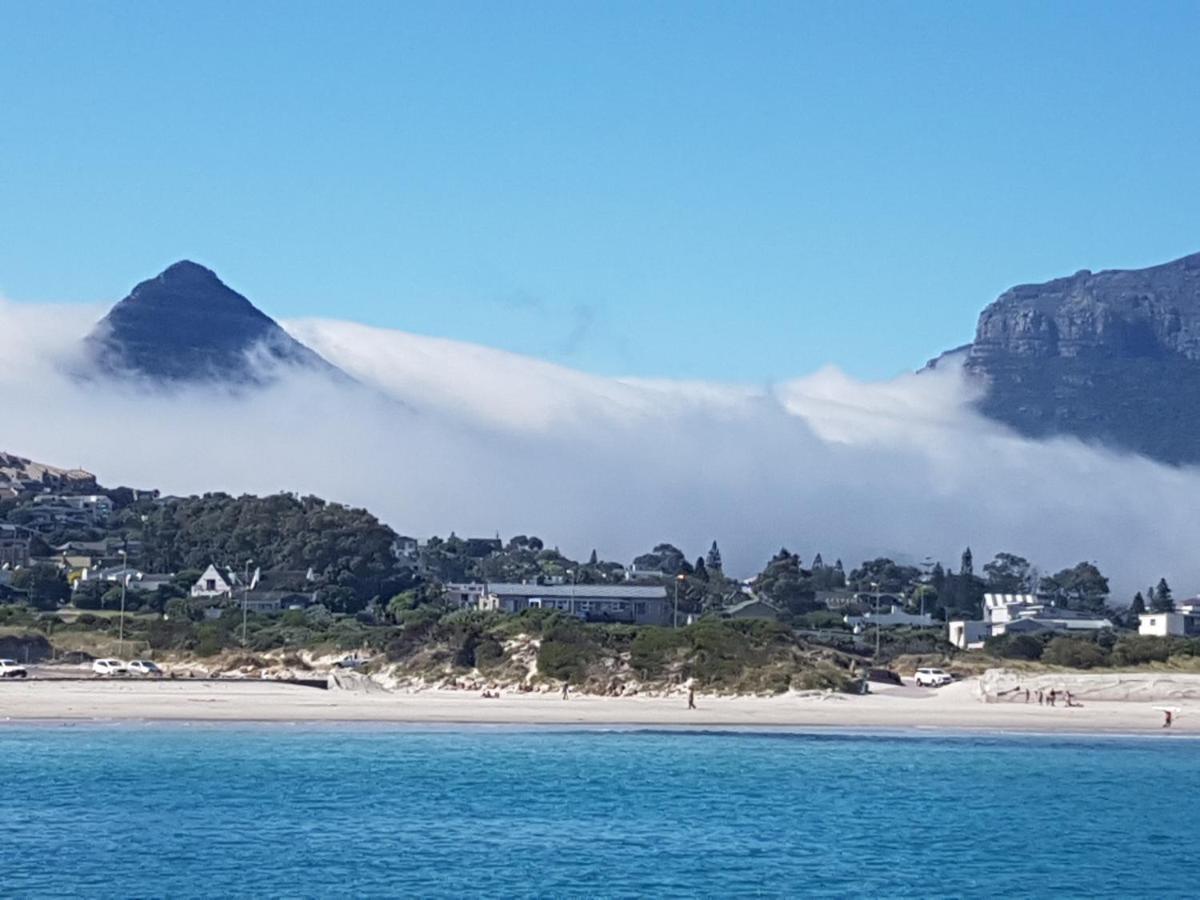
688;687;696;710
1048;689;1057;707
561;682;569;700
1037;689;1044;706
1024;688;1031;703
1164;709;1174;728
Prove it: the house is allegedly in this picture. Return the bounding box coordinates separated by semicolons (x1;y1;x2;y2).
191;564;236;598
0;524;31;568
1139;599;1200;637
844;604;936;630
722;598;783;620
192;565;316;613
447;582;671;626
947;593;1115;649
76;566;175;594
29;493;113;526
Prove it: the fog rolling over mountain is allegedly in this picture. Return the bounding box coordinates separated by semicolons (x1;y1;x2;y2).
11;255;1200;595
80;260;346;386
937;251;1200;465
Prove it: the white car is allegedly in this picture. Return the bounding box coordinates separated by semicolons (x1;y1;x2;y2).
127;660;163;677
92;659;127;677
0;659;28;678
914;667;953;687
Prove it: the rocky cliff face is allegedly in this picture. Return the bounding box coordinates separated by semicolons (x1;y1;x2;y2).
949;252;1200;465
968;252;1200;364
81;261;345;386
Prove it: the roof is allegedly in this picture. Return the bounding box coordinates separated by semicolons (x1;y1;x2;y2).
725;598;781;615
457;582;667;599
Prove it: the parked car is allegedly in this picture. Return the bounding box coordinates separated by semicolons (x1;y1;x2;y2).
333;656;365;669
0;659;28;678
127;660;163;677
914;667;953;687
92;659;128;677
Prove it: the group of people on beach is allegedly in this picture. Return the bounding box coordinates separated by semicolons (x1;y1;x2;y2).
1000;685;1083;707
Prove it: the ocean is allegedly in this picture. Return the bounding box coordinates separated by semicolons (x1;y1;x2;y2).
2;725;1195;898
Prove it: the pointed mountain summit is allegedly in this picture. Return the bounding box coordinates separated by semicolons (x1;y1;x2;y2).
82;261;343;385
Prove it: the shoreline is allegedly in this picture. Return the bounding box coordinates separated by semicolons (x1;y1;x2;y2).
0;678;1194;736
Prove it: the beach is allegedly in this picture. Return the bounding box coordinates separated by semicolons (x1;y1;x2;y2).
0;677;1193;733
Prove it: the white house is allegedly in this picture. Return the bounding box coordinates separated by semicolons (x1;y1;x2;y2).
1139;599;1200;637
948;593;1114;650
190;564;236;598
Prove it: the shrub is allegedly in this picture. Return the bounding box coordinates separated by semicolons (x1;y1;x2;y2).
630;627;687;677
1111;635;1171;666
984;633;1045;661
1042;637;1108;669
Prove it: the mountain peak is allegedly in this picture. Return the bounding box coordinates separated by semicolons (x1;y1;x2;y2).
79;262;344;386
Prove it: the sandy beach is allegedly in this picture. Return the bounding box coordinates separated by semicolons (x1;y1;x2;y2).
0;677;1194;734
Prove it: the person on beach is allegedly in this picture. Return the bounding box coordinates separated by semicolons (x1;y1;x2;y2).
1037;689;1044;705
1163;709;1173;728
561;683;569;700
1048;689;1057;707
1024;688;1030;703
688;687;696;710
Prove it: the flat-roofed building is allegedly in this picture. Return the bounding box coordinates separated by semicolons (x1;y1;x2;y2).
448;582;670;626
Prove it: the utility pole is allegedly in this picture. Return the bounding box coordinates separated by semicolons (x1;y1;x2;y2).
118;548;128;658
871;581;881;659
674;573;685;628
241;559;254;646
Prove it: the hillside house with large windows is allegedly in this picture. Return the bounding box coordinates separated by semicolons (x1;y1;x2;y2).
447;582;670;626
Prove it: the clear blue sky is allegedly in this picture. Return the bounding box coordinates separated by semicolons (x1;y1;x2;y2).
3;1;1199;381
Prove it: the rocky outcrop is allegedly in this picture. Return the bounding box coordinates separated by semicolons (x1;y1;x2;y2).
968;253;1200;364
946;251;1200;465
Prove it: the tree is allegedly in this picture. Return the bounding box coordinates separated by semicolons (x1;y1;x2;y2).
811;553;824;570
706;541;723;573
960;547;974;577
694;557;709;581
588;549;598;566
11;564;70;610
1151;578;1174;613
983;553;1032;593
1127;591;1147;628
1039;562;1110;612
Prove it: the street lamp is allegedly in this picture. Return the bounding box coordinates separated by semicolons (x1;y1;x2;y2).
674;573;686;628
566;568;577;617
241;559;254;646
118;548;128;658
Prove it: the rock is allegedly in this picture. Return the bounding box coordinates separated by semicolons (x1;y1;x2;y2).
936;251;1200;464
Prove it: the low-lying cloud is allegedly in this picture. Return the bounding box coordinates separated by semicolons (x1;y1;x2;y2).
2;297;1198;599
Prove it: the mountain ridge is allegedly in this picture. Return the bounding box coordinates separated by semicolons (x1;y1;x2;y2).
943;250;1200;464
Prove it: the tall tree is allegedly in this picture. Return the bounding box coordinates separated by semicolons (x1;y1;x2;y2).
1152;578;1175;613
983;553;1032;593
811;552;824;569
1039;562;1110;612
1128;591;1147;628
960;547;974;577
705;541;723;573
694;556;709;581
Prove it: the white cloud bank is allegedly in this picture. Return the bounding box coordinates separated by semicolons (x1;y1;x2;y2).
1;297;1197;598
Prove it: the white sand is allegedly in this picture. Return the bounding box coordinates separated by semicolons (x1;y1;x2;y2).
0;678;1193;734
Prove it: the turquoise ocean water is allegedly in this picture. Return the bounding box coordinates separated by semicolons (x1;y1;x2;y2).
2;725;1196;898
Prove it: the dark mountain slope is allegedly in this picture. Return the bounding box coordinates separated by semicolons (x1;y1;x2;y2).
944;251;1200;464
81;261;343;385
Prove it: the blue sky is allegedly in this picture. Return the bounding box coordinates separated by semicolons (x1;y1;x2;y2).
2;1;1199;381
